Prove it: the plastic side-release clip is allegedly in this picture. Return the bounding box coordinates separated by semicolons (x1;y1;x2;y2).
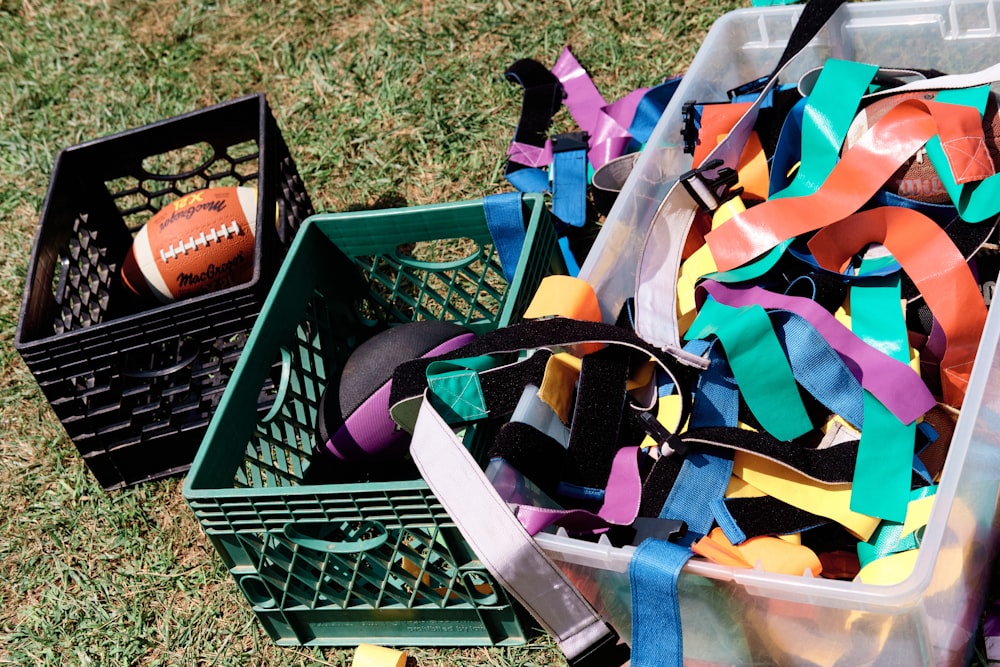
679;157;743;212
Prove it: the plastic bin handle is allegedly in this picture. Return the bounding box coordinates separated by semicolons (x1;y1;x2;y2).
282;520;389;554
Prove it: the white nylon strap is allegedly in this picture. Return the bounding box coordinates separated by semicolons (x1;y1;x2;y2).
632;5;842;351
409;393;612;661
866;62;1000;98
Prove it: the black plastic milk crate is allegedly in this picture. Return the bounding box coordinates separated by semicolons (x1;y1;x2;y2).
14;94;314;491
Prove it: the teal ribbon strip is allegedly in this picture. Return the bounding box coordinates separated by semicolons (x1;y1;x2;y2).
849;259;915;522
425;356;501;424
685;296;813;441
708;58;879;283
926;86;1000;223
857;485;938;567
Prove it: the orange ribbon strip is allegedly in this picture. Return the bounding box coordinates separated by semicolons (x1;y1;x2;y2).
808;206;987;408
705;99;989;272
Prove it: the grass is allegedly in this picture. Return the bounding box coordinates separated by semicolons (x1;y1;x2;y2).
0;0;745;664
5;2;996;666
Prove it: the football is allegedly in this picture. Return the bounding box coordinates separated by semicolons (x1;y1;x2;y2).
119;186;258;303
316;320;476;461
843;90;1000;204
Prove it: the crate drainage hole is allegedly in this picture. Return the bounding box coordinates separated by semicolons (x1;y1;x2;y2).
238;574;277;609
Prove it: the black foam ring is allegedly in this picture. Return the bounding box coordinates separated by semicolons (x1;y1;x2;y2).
561;351;630;491
720;496;830;540
339;320;470;416
488;422;567;498
637;454;686;518
389;317;698;417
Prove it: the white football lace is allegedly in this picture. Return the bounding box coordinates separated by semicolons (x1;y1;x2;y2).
159;220;243;263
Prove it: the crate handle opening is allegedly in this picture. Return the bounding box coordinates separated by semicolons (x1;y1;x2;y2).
393;240;486;272
140;141;217;181
461;570;499;606
258;347;293;424
282;520;389;554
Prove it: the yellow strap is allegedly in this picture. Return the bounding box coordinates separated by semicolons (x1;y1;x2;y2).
732;451;881;540
352;644;407;667
677;197;746;333
523;274;602;322
538;353;580;424
692;527;821;576
855;550;920;586
900;494;935;537
725;475;766;499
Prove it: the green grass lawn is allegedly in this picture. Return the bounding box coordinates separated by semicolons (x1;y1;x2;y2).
4;2;997;666
0;1;744;664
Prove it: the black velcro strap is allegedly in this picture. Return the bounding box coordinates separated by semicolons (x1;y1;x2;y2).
504;58;563;170
683;426;859;484
719;495;830;540
390;317;698;422
562;353;629;491
637;453;686;518
489;422;566;498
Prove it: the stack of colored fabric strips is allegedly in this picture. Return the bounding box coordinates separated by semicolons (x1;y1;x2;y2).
400;37;1000;667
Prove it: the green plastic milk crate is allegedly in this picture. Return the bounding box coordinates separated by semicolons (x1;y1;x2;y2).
183;194;557;647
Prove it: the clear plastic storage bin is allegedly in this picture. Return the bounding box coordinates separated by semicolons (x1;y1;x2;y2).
554;1;1000;664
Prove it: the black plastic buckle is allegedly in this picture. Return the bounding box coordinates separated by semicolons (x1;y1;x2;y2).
632;517;688;545
727;75;770;101
681;100;699;155
637;410;689;458
552;131;590;153
568;624;631;667
607;515;689;548
679;157;743;212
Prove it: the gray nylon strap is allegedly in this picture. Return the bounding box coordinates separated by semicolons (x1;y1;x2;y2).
632;35;809;351
409;392;613;661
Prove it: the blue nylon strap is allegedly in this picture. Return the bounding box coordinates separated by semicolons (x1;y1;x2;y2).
659;342;735;543
630;538;694;667
626;76;683;150
770;310;865;429
505;166;550;194
558;236;581;277
551;146;589;227
710;497;748;545
689;341;739;428
482;192;527;284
